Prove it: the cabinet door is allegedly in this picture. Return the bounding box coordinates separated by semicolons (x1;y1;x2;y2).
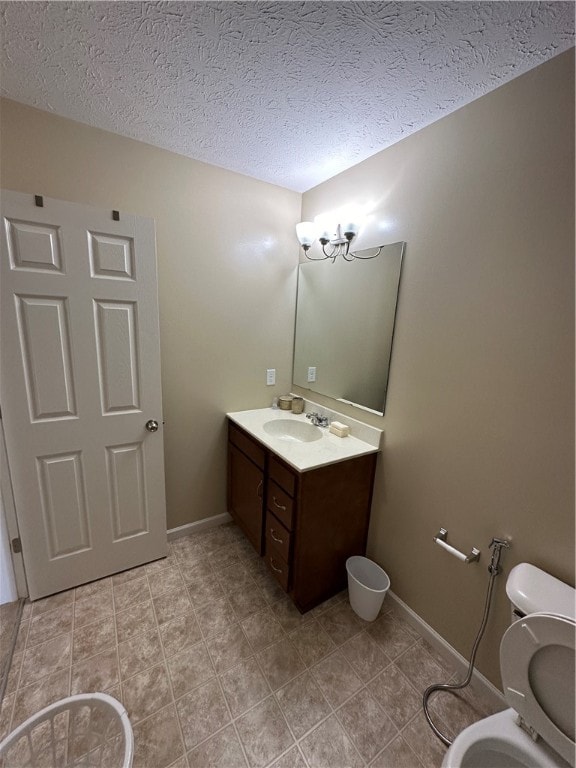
227;443;264;555
292;454;377;612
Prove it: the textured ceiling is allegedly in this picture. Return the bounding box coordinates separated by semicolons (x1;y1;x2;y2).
1;2;574;192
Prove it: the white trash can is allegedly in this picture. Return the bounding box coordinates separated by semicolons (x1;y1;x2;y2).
346;556;390;621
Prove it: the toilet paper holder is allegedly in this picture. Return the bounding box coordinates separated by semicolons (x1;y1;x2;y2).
433;528;481;564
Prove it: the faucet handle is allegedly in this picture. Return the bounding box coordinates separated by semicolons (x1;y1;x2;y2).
306;411;329;427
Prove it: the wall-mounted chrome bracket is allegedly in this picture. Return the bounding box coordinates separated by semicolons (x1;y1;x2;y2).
433;528;481;564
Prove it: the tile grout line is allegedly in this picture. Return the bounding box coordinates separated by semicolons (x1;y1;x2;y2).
188;551;244;761
248;628;306;768
266;603;424;766
202;555;265;768
6;603;34;734
145;566;190;768
121;614;439;768
176;531;251;766
69;585;77;698
208;654;252;768
5;630;24;718
175;534;304;767
332;685;400;767
5;525;463;767
397;707;444;767
258;620;365;767
215;572;386;765
109;578;123;723
305;652;370;767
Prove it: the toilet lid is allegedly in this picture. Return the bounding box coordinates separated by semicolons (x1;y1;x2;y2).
501;612;576;766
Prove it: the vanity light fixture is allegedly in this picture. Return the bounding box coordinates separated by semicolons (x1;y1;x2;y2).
295;221;382;262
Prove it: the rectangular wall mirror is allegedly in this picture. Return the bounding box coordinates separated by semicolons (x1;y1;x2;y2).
292;241;405;415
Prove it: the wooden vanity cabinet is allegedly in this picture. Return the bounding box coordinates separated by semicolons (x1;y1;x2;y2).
227;421;377;612
227;423;266;555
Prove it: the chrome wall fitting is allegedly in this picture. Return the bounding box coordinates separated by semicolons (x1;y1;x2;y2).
433;528;481;564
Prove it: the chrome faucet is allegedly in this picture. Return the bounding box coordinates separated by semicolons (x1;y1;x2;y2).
306;412;329;427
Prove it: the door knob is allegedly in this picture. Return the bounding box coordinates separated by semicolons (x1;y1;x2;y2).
145;419;159;432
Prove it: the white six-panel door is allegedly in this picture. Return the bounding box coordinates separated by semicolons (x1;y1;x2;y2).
0;191;167;599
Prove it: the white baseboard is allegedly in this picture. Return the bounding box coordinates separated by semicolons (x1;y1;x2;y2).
388;589;506;712
167;513;232;541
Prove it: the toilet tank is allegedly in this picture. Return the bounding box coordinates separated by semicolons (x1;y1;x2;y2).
506;563;575;622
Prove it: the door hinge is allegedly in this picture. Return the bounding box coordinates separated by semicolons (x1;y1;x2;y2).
11;537;22;554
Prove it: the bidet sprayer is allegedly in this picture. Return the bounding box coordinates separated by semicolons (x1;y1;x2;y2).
488;537;510;575
424;534;512;747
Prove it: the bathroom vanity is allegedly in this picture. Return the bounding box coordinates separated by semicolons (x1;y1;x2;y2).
227;407;381;612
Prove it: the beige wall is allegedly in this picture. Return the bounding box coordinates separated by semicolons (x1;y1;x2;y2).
0;98;301;529
298;49;575;684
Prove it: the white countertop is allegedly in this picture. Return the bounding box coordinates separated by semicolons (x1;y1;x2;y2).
227;406;382;472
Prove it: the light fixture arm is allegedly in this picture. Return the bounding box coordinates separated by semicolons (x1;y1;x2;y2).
296;220;382;262
342;245;383;261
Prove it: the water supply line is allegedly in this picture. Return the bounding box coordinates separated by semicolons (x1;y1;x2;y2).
423;537;510;746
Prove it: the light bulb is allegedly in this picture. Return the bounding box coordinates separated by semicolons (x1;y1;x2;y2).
295;222;316;248
343;222;359;237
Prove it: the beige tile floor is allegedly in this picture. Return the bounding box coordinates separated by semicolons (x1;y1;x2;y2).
0;523;499;768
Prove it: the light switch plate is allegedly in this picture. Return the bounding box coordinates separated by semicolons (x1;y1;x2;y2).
266;368;276;385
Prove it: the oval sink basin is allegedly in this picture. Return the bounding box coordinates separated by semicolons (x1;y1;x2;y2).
263;419;322;443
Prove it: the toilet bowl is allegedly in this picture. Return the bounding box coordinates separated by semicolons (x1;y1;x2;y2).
443;564;575;768
443;709;572;768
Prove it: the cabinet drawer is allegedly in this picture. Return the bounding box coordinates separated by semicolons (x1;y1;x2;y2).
269;455;296;497
267;480;294;530
266;513;291;562
265;539;290;592
228;422;265;470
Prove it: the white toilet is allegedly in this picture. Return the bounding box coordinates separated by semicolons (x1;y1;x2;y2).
442;563;575;768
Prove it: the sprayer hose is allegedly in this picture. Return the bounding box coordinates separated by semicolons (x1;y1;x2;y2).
422;568;499;747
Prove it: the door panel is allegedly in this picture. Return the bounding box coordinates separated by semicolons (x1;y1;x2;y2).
36;451;91;557
94;300;140;413
16;295;77;421
5;218;64;272
1;191;167;599
88;232;135;280
106;442;148;540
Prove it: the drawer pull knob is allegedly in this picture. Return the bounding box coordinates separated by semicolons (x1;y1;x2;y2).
273;496;287;511
270;558;283;574
270;529;283;544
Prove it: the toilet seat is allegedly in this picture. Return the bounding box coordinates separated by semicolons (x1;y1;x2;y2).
501;612;576;766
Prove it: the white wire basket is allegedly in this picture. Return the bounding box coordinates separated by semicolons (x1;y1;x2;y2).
0;693;133;768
